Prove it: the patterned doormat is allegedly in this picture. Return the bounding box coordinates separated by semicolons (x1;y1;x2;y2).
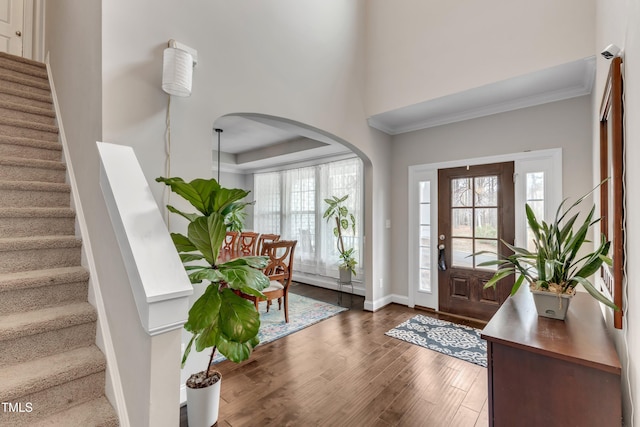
213;293;347;364
385;315;487;367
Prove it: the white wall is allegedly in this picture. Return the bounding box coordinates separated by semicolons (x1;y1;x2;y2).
595;0;639;424
44;2;155;426
365;0;596;116
99;0;391;311
389;96;593;298
98;0;393;406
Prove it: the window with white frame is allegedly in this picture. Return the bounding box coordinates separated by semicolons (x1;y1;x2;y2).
253;157;363;279
418;180;432;292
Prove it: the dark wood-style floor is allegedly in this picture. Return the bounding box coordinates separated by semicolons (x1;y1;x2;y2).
180;283;488;426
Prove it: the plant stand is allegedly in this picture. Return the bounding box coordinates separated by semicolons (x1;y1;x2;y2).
336;279;353;307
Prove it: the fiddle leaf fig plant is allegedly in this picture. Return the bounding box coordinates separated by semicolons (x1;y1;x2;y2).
157;176;270;385
323;194;357;276
477;185;618;311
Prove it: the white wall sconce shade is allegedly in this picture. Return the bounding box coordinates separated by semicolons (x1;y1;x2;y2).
162;47;194;97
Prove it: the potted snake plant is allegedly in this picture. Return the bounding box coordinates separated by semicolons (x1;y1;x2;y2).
323;194;357;283
478;186;618;320
157;177;269;426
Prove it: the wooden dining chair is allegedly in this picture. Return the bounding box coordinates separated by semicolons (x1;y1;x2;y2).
256;233;280;256
238;231;259;256
222;231;239;253
239;240;297;323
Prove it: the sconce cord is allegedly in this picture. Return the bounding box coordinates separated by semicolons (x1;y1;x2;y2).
164;94;172;228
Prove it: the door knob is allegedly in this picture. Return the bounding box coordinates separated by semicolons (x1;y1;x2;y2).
15;31;21;37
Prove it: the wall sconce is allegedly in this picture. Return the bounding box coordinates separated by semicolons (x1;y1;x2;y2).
162;39;198;97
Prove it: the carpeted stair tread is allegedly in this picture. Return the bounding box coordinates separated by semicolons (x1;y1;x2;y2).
0;266;89;292
0;235;81;252
0;180;68;191
32;396;119;427
0;98;55;117
0;345;106;402
0;51;47;70
0;156;66;170
0;180;70;207
0;157;67;183
0;135;61;151
0;115;58;134
0;207;75;218
0;70;50;91
0;267;89;315
0;207;76;237
0;302;96;342
0;84;52;104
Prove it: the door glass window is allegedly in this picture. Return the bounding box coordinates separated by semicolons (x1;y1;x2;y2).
451;176;498;270
419;181;432;292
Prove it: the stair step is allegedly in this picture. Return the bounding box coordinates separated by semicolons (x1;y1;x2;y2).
0;85;52;110
0;157;66;183
0;267;89;314
0;135;61;161
0;99;56;126
0;180;70;207
0;235;82;273
0;51;48;80
0;88;53;109
0;70;50;90
0;76;51;99
32;396;119;427
0;207;75;237
0;116;58;142
0;302;96;365
0;346;106;426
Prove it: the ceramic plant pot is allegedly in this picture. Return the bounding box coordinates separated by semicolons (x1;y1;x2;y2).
339;266;352;283
186;373;222;427
530;288;573;320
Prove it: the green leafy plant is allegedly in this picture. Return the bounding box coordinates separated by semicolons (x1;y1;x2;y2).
223;200;254;232
323;195;357;276
478;187;618;310
156;177;270;384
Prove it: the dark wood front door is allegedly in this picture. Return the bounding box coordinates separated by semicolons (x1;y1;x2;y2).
437;162;515;321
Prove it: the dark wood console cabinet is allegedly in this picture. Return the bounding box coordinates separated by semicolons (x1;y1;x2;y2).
481;290;621;426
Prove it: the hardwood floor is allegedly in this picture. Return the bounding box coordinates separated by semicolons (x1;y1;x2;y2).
180;283;488;426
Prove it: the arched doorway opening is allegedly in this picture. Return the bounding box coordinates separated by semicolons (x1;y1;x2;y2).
212;112;373;303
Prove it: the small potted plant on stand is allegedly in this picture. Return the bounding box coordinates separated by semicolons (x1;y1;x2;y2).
157;177;269;426
479;187;618;320
323;195;357;283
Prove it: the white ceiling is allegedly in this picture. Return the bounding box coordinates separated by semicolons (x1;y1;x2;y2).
212;57;595;172
368;56;596;135
212;114;353;173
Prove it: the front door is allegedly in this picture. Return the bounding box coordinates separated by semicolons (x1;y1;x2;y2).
437;162;515;321
0;0;23;56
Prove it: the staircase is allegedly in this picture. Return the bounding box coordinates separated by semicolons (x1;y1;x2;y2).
0;52;119;426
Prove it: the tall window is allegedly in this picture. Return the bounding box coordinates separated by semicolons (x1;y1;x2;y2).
419;181;432;292
253;158;363;279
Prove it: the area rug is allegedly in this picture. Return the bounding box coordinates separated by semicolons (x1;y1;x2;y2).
213;293;347;364
385;315;487;367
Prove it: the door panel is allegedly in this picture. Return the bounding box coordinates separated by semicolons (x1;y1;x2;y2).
0;0;23;56
438;162;515;321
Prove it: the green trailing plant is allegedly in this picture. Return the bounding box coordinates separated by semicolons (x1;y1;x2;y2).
323;195;357;276
477;186;618;311
156;177;270;384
